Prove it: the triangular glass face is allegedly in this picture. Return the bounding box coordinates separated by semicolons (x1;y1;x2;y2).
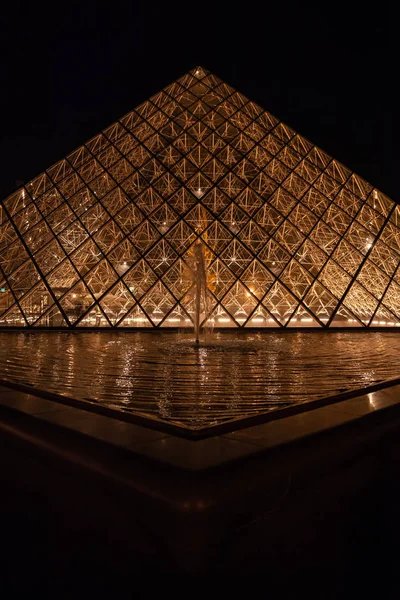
303;281;338;325
330;305;363;327
241;259;275;300
0;304;26;326
46;259;80;297
123;259;158;300
140;281;177;325
262;281;299;325
208;304;238;327
287;305;322;328
0;65;399;328
99;281;135;325
160;305;190;327
76;305;110;327
162;259;192;300
370;304;400;327
180;288;217;327
220;281;258;325
118;304;152;327
59;280;95;325
207;259;236;300
342;281;379;326
34;304;68;327
145;239;178;275
7;260;41;300
244;305;279;327
19;282;52;325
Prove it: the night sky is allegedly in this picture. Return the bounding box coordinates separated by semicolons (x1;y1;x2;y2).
0;2;394;202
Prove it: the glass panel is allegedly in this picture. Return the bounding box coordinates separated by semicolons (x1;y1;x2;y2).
0;304;26;327
304;281;338;324
342;282;378;325
34;239;65;275
46;259;80;298
34;304;68;327
83;259;118;296
99;281;135;325
76;305;110;327
287;306;321;328
123;259;157;299
140;281;177;325
59;281;95;325
8;261;41;299
19;282;53;325
280;260;314;299
262;281;299;325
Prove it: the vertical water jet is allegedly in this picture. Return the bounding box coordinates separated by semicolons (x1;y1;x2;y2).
193;241;208;344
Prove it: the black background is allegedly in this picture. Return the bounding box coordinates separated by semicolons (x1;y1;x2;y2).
0;1;396;201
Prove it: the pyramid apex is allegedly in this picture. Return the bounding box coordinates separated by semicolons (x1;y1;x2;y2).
191;66;208;78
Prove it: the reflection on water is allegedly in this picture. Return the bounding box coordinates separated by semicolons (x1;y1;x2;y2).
0;331;399;430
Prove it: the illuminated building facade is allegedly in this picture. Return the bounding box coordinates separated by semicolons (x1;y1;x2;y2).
0;66;399;328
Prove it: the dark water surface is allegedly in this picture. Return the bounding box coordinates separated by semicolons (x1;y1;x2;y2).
0;331;399;430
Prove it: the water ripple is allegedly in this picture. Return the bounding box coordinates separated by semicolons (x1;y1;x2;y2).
0;331;399;429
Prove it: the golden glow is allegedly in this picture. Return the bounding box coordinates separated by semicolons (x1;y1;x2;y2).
0;66;398;329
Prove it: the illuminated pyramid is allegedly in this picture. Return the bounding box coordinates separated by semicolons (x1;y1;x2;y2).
1;66;399;328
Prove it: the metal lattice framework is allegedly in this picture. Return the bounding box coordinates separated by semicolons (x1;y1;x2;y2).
1;66;399;328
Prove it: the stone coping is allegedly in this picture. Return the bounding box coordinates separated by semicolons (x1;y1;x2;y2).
1;380;400;473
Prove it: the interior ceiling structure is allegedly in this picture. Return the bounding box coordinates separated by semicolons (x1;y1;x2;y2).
0;66;399;329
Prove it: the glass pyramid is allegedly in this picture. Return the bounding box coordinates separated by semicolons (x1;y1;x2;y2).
1;66;399;329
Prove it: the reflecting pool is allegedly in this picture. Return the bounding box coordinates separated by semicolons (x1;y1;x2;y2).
0;331;399;431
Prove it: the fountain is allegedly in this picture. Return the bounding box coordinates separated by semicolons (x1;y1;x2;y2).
192;241;209;344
